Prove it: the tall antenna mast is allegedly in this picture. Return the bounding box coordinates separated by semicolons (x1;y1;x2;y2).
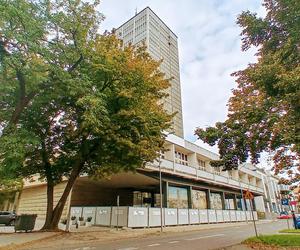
135;7;138;15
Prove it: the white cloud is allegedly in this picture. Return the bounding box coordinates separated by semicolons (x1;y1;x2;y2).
99;0;265;153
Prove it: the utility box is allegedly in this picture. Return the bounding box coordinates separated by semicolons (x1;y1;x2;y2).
14;214;37;232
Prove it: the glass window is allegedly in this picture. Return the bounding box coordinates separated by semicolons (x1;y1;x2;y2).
191;190;207;209
210;193;223;210
168;186;188;208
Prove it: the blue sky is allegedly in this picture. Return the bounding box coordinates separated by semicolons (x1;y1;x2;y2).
99;0;265;153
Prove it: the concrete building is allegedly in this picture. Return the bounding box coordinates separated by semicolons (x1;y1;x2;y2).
116;7;184;137
9;7;282;227
254;169;292;216
17;134;263;226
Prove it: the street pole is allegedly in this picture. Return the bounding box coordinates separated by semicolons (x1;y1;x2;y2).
159;154;163;233
250;198;258;237
240;188;248;223
116;195;120;231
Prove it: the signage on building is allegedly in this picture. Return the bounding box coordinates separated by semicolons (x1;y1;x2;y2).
244;190;254;200
281;198;289;205
290;200;297;206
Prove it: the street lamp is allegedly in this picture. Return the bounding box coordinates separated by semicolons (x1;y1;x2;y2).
239;164;258;237
158;152;163;233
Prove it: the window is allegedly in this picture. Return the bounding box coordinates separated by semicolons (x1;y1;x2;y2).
192;190;207;209
168;186;188;208
175;151;188;165
198;159;206;169
210;193;223;210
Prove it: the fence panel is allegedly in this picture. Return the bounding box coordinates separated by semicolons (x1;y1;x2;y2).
189;209;199;224
128;207;148;228
230;210;237;222
216;210;224;223
164;208;178;226
199;209;209;223
223;210;230;222
70;207;82;221
178;209;189;225
95;207;111;226
111;206;128;227
208;209;217;223
149;208;163;227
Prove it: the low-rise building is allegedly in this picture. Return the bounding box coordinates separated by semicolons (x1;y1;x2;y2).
17;134;264;224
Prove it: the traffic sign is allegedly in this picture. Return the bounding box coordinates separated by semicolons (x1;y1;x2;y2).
244;190;254;200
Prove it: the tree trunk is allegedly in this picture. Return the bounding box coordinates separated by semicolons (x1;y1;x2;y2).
40;141;54;230
41;181;54;230
42;160;83;231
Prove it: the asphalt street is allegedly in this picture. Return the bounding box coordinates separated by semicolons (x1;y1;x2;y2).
20;220;288;250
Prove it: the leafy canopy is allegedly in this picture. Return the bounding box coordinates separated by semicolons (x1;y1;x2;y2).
0;0;171;187
195;0;300;185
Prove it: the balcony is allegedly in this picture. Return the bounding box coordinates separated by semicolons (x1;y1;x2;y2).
279;184;290;192
146;159;263;194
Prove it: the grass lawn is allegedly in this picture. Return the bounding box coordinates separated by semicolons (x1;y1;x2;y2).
243;235;300;247
279;229;300;234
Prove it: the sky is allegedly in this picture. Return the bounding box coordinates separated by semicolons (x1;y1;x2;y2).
99;0;265;153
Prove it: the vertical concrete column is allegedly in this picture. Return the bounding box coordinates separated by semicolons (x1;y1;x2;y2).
162;181;169;208
188;153;198;168
222;192;226;210
234;194;238;210
207;189;211;209
188;186;193;209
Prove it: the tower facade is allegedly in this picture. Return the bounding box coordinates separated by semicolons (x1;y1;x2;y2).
116;7;184;138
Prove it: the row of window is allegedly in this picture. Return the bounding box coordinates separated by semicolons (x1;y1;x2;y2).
175;151;188;166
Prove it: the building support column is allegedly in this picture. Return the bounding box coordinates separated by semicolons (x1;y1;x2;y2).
207;189;211;209
234;194;238;210
188;186;193;209
162;181;169;208
222;192;226;210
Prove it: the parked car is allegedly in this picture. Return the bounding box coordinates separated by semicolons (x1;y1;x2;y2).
277;211;292;219
0;211;16;226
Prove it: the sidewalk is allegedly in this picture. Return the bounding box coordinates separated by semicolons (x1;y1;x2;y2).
0;232;60;250
0;220;274;250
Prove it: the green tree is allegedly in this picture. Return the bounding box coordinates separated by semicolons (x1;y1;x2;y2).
195;0;300;185
0;0;171;230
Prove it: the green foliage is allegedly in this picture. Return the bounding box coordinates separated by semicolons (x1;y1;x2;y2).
195;0;300;183
0;0;171;228
279;229;300;234
243;235;300;247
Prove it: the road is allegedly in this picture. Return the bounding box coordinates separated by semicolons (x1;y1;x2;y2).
20;220;288;250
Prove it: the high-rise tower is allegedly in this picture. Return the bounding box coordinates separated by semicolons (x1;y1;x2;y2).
116;7;184;138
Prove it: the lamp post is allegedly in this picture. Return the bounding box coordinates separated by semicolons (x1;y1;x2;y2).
239;164;258;236
158;153;163;233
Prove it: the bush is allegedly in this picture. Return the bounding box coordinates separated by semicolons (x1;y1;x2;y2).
87;217;92;222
